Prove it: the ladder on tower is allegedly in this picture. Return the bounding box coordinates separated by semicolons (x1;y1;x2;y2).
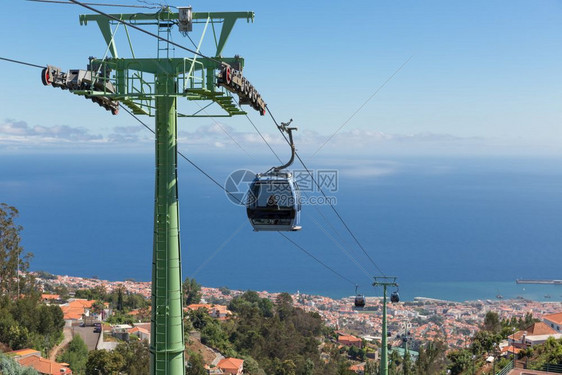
157;11;175;59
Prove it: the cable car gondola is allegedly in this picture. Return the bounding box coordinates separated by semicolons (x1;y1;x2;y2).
354;285;366;308
390;288;400;303
246;120;302;231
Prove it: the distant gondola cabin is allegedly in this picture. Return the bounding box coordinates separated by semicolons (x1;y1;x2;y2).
354;295;366;308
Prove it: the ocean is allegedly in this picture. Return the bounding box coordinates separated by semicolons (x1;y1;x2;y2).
2;152;562;302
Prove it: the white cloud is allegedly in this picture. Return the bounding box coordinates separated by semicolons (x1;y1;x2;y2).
174;123;480;152
0;119;155;149
113;126;143;134
2;118;549;157
0;119;102;142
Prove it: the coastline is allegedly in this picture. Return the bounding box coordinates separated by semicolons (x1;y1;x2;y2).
33;271;562;350
33;271;562;304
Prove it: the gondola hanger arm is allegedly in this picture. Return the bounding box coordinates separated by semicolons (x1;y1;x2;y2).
274;119;297;172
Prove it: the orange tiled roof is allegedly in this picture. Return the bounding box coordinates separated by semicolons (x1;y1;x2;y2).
70;299;95;309
338;335;362;343
60;299;97;320
350;363;365;371
511;322;557;340
217;357;244;372
60;306;84;320
18;355;72;375
543;312;562;325
129;327;149;335
9;349;41;357
186;303;212;311
501;345;521;354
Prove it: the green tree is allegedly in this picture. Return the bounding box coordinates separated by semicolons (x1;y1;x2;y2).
115;340;149;375
124;293;149;311
0;203;34;299
303;358;314;375
414;340;447;375
364;360;378;375
183;277;202;306
188;308;211;330
186;352;206;375
0;312;30;350
483;311;501;333
403;350;412;375
0;295;64;353
34;270;57;280
117;286;124;312
228;291;273;318
59;335;89;374
53;285;70;301
74;289;93;300
241;355;263;375
447;349;472;375
106;312;135;325
90;301;105;315
75;286;107;301
85;350;125;375
275;292;293;321
471;330;501;354
389;350;401;375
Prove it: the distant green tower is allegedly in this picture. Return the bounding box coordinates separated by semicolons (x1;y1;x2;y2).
61;6;257;374
373;276;398;375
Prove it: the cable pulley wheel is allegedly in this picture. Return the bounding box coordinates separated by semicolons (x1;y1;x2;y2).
41;68;51;86
225;66;232;85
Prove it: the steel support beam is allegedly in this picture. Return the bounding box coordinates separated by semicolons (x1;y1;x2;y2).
373;276;398;375
381;285;388;375
150;72;185;375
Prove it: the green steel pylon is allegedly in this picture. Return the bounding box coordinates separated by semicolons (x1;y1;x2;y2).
373;276;398;375
72;7;255;375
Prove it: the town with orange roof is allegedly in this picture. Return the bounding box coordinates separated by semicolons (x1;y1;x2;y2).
32;272;562;352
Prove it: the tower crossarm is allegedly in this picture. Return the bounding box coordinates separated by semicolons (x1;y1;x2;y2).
59;7;263;117
79;10;255;58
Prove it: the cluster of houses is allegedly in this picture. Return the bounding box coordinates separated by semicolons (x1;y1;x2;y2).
5;295;245;375
2;294;108;375
502;312;562;357
14;289;562;375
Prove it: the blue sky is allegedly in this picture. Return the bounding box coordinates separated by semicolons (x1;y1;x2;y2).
2;1;562;295
1;0;561;156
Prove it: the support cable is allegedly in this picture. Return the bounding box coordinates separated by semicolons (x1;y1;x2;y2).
310;215;373;282
41;0;392;280
119;104;243;205
0;57;45;69
27;0;157;8
232;97;283;164
191;101;254;160
190;221;246;278
312;55;413;157
278;233;356;286
0;54;366;291
120;105;359;287
68;0;223;65
233;100;373;285
266;106;386;277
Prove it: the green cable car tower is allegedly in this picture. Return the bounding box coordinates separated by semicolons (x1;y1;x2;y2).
373;276;399;375
41;4;265;374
